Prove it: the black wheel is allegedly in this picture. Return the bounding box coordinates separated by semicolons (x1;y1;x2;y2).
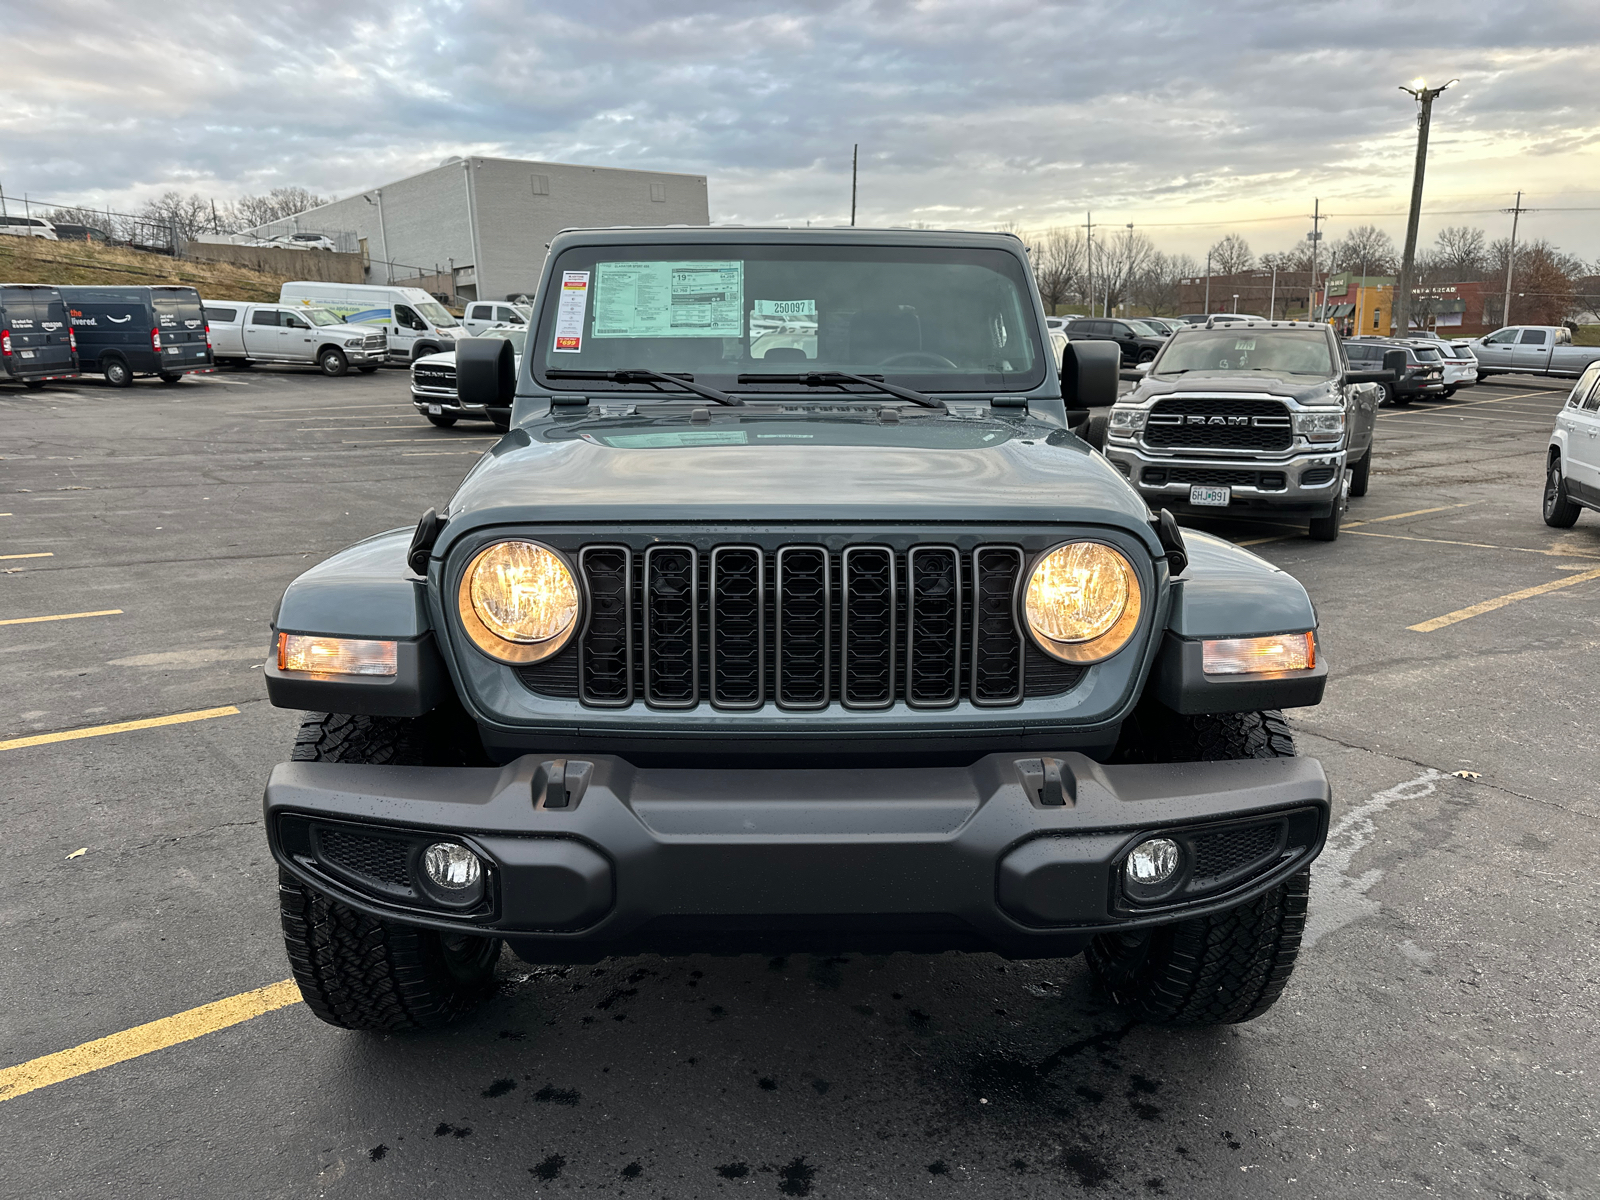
1348;448;1371;498
426;414;457;428
158;372;183;385
1083;411;1109;451
1442;386;1457;398
357;365;379;374
1475;371;1488;383
319;348;349;377
1308;498;1343;541
279;710;501;1031
1137;349;1157;364
412;344;440;362
1544;457;1582;529
1092;709;1308;1025
22;379;45;390
1381;382;1410;407
101;356;132;387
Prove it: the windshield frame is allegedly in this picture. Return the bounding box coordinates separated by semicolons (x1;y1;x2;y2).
529;240;1048;398
415;300;460;328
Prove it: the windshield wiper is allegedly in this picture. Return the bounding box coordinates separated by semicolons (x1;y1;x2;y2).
545;368;743;406
736;371;946;411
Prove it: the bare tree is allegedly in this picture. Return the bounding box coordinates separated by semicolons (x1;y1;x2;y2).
1259;245;1313;273
1100;228;1156;312
135;191;216;247
236;186;329;230
1331;224;1398;278
1132;251;1197;316
1207;233;1254;275
1431;225;1488;282
1032;226;1086;312
1489;238;1584;326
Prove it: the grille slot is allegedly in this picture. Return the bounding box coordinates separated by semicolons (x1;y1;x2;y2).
1190;822;1282;886
1145;397;1293;451
317;829;411;887
579;545;633;706
971;546;1024;706
906;546;961;708
776;546;831;709
711;546;765;709
644;545;699;708
841;546;896;709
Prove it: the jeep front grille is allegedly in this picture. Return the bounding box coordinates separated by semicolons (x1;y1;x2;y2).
1144;397;1293;451
517;542;1085;710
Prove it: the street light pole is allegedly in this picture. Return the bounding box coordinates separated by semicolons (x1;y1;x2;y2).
1395;78;1456;337
1203;250;1211;313
850;144;858;227
1306;199;1323;320
1500;190;1529;328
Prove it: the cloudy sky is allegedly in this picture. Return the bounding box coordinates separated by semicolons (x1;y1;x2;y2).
4;0;1599;261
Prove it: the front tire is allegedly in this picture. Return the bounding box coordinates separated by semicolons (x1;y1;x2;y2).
1092;708;1308;1024
279;710;501;1031
319;348;349;377
1308;498;1343;541
1348;448;1371;498
1544;458;1582;528
426;413;457;428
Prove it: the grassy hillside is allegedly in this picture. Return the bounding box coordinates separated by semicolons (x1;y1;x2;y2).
0;236;290;301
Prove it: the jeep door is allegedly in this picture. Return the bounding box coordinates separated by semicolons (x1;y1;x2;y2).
1513;327;1553;374
244;307;282;359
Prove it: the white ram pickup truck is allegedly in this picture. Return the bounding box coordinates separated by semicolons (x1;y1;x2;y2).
202;301;387;376
1468;326;1600;381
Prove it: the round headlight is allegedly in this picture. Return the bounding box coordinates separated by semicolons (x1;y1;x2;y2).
1023;542;1142;663
457;541;580;663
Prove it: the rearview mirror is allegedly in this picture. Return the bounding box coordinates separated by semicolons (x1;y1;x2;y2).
456;335;516;411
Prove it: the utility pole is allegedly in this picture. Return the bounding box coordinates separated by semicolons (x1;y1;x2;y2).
1203;249;1211;313
1269;266;1278;319
850;144;858;227
1395;78;1456;337
1501;190;1530;328
1307;199;1324;320
0;181;7;219
1082;211;1094;317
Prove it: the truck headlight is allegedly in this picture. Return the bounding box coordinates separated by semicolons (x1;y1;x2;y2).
1108;407;1146;432
457;541;580;663
1023;542;1143;663
1293;410;1344;442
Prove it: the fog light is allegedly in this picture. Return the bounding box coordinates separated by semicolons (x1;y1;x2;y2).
423;843;482;890
1125;838;1180;885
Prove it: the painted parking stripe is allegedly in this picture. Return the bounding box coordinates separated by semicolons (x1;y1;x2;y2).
0;980;301;1104
1232;503;1475;547
0;705;239;752
0;608;123;627
1408;565;1600;632
1350;529;1600;559
0;552;53;561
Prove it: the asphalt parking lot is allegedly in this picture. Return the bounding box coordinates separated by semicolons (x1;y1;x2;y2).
2;366;1597;1198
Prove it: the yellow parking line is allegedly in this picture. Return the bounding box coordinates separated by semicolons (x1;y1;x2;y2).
0;552;53;561
1408;565;1600;632
0;608;123;627
0;705;239;752
0;980;301;1104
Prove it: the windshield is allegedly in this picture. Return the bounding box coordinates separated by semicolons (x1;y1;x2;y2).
416;300;460;328
1413;347;1441;361
1155;329;1335;377
305;308;344;327
1124;319;1162;336
533;242;1044;395
476;326;528;354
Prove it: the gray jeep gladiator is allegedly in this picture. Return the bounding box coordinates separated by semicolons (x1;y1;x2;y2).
1103;319;1402;542
263;228;1332;1033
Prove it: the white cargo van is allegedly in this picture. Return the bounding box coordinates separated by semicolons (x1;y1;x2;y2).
278;282;462;364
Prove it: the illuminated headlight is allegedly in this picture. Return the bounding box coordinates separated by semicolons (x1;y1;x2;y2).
1107;407;1147;432
1292;409;1345;442
1202;632;1316;675
277;633;397;676
457;540;580;663
1023;542;1143;663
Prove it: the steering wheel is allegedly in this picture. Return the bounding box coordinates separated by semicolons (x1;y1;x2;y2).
878;351;959;369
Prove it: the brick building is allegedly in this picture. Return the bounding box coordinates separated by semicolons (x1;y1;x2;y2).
1175;270;1316;319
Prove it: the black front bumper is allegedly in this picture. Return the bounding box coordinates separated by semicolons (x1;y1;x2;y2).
265;752;1330;960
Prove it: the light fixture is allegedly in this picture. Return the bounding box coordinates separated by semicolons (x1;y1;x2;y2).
1202;632;1316;675
1125;838;1180;885
457;540;581;663
1022;542;1143;663
277;633;397;676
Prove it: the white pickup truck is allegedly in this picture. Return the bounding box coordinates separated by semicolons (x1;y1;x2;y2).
202;301;387;376
1468;325;1600;381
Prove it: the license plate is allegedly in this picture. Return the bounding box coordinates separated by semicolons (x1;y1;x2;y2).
427;404;442;415
20;350;34;358
1190;485;1230;506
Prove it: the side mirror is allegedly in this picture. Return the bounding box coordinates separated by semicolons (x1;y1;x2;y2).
456;335;516;411
1381;349;1408;380
1061;339;1121;413
1135;362;1153;375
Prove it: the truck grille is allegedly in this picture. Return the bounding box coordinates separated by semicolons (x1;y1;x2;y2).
518;542;1085;710
1144;397;1293;451
411;364;456;396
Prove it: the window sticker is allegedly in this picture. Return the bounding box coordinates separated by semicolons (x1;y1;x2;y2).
752;299;815;318
551;271;590;352
595;430;749;448
593;261;743;338
1233;340;1256;350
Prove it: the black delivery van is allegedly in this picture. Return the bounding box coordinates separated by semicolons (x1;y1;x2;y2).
58;285;215;386
0;284;79;388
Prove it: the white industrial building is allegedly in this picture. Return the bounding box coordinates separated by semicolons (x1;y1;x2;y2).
247;157;710;302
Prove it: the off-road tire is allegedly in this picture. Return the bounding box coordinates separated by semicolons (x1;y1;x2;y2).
426;413;457;428
1544;457;1582;528
102;356;132;387
1084;411;1109;451
319;348;349;377
1348;448;1371;498
279;708;500;1030
1093;707;1307;1024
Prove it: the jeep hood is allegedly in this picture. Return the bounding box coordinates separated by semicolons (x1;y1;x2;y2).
440;413;1161;551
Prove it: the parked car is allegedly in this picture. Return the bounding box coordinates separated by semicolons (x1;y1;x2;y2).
0;283;78;388
0;215;58;240
1544;360;1600;527
48;222;112;244
279;281;462;364
462;301;532;336
262;224;1336;1035
1063;317;1168;364
1408;335;1478;397
1104;320;1393;541
411;325;525;429
1179;313;1266;326
270;233;339;252
1467;325;1600;381
1343;338;1445;405
203;300;387;375
58;285;215;386
1141;317;1188;336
